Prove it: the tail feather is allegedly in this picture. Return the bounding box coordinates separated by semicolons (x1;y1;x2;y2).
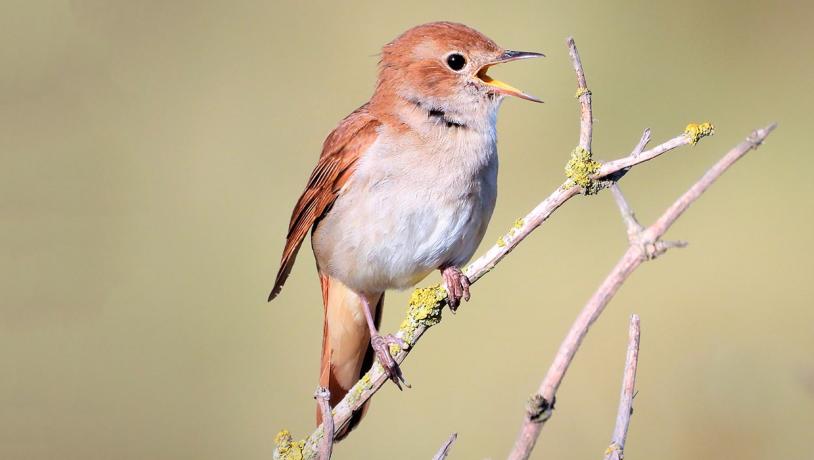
317;274;382;440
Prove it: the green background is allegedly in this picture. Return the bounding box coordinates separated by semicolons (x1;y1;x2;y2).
2;1;812;459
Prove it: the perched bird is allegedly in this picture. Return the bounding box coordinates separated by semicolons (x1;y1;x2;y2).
269;21;542;438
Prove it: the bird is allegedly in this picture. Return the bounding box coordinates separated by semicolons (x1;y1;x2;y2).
269;21;543;438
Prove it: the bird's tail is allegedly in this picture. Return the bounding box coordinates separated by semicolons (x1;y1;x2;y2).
318;274;382;441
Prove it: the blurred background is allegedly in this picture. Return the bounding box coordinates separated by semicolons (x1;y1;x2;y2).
2;1;812;459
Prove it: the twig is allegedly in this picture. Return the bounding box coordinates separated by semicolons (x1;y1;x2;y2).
432;432;458;460
568;36;592;152
314;388;333;460
611;184;644;241
604;314;641;460
506;122;776;460
631;129;652;158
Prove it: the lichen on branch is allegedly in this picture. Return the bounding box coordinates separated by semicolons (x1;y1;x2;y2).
575;87;591;98
274;429;308;460
398;285;447;344
346;373;373;405
564;146;602;193
684;122;715;145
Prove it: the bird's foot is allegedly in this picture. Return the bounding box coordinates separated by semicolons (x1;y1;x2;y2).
370;333;410;390
441;266;471;312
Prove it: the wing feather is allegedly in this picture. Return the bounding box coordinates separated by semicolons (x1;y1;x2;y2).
268;105;380;301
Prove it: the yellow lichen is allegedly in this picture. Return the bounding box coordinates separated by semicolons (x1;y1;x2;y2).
564;146;602;193
496;218;525;249
274;430;292;446
389;343;401;356
684;122;715;145
575;87;591;98
605;443;621;456
398;285;446;343
345;372;373;406
274;430;305;460
349;372;373;403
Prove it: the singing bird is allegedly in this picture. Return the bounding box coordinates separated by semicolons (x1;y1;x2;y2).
269;22;542;437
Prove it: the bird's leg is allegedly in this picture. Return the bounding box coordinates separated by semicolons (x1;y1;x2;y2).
440;265;471;312
360;294;410;390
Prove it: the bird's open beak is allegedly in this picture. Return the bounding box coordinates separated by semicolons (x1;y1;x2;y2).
476;50;544;103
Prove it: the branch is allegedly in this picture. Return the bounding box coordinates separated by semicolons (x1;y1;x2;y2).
568;36;592;152
604;314;641;460
273;34;774;459
611;184;644;242
431;433;458;460
314;388;333;460
506;122;776;460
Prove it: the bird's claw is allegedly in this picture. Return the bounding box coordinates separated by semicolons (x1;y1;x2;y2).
371;334;410;390
441;266;471;312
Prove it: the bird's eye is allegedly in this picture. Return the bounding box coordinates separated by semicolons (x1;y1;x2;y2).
446;53;466;71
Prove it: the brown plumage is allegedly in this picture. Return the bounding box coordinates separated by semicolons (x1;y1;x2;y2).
316;275;382;439
269;21;543;439
268;105;379;301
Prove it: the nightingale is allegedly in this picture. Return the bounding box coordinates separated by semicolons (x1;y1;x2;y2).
269;21;542;438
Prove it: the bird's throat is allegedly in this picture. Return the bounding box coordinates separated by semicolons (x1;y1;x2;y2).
405;97;468;129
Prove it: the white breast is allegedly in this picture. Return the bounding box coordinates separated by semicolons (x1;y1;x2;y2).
312;121;498;294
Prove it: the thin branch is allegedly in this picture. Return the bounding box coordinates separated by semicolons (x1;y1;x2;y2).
506;122;776;460
644;126;776;242
631;129;652;158
598;133;691;177
604;314;641;460
610;184;643;241
432;433;458;460
314;387;333;460
568;36;592;152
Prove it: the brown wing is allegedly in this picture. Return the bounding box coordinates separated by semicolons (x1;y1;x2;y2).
268;104;380;301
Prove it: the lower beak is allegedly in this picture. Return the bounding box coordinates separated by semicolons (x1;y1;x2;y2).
476;50;545;103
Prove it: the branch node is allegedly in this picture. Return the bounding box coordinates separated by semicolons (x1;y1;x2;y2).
610;184;644;241
634;238;687;261
526;394;556;423
575;87;592;98
564;147;602;194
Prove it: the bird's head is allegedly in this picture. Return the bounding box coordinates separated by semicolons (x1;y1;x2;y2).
372;22;543;129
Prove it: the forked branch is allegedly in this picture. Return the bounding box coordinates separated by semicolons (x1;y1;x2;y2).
506;126;776;459
273;35;776;460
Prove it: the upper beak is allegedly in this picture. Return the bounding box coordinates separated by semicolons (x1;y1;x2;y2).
476;50;545;103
